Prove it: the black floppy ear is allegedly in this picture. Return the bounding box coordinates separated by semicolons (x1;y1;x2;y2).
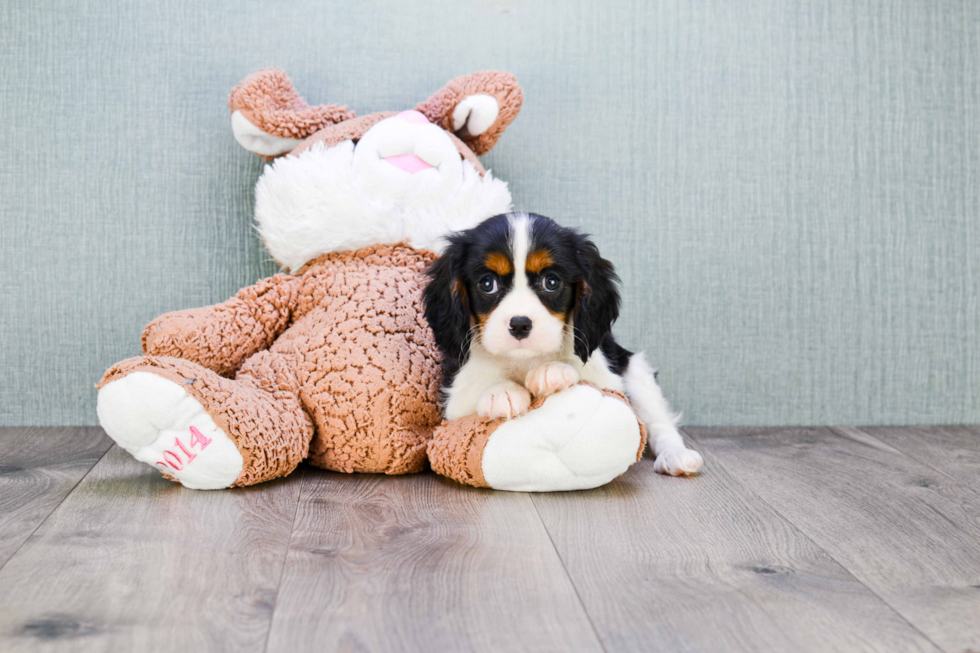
423;236;472;370
573;237;621;363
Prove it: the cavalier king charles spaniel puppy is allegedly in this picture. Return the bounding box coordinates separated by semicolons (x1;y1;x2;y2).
423;212;702;475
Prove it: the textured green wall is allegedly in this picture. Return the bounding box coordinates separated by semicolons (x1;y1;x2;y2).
1;0;977;425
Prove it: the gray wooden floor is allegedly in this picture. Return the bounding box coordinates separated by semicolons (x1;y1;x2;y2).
0;426;978;653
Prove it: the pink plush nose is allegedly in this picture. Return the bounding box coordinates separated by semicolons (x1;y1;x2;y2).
398;110;430;125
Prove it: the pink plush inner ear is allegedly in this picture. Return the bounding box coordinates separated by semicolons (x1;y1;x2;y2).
383;154;434;174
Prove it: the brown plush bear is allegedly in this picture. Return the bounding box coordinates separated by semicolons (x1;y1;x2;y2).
96;69;647;491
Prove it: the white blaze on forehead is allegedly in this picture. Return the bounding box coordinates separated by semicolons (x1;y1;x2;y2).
508;212;532;291
480;212;566;358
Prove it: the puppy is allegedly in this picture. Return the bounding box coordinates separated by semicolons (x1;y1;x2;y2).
423;212;703;476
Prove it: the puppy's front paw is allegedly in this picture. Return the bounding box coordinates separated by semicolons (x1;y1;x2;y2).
653;447;704;476
477;382;532;420
524;362;580;397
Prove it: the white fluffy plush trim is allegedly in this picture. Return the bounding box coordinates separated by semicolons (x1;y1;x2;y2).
254;140;513;272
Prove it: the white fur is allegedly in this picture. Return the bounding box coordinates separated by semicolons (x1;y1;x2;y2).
525;361;579;397
623;353;703;475
476;381;532;420
444;343;524;420
254;119;512;272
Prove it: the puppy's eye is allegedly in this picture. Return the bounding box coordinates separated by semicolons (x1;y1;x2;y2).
542;274;562;292
478;276;499;295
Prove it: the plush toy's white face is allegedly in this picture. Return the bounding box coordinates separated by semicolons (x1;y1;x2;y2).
352;111;465;209
253;113;512;273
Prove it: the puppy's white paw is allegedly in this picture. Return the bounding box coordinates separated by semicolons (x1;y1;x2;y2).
653;447;704;476
477;382;532;420
524;362;580;397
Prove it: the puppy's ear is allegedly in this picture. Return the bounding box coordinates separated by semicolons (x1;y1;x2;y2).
423;237;473;367
573;237;621;363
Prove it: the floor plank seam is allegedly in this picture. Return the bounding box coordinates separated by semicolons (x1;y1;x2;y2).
682;429;947;653
0;438;113;573
262;465;307;653
528;493;609;653
839;426;962;486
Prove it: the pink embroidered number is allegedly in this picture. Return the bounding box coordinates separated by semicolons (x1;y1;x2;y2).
156;426;213;472
189;426;212;449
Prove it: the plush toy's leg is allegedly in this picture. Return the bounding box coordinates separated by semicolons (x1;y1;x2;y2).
429;383;646;492
96;353;313;489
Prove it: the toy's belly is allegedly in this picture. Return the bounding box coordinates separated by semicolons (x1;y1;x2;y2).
270;247;443;474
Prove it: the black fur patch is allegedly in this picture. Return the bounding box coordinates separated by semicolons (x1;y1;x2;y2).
527;217;622;363
599;333;633;376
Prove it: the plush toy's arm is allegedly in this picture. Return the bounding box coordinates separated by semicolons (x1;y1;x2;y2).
415;71;523;156
142;274;301;377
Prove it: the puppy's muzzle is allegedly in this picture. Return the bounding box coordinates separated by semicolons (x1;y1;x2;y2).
508;316;533;340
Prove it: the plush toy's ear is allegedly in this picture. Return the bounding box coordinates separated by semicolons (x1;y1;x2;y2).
229;68;356;158
415;71;523;156
573;237;621;363
423;235;473;372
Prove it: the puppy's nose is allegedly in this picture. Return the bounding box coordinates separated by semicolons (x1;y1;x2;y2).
509;316;533;340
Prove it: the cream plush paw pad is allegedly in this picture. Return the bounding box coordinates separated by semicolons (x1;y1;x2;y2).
97;372;244;490
481;384;641;492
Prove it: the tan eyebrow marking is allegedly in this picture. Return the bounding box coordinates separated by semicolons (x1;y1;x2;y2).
526;249;554;274
484;252;512;276
452;278;466;297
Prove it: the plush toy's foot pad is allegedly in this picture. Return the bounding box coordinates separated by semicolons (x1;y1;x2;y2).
482;384;642;491
97;372;244;490
431;383;644;492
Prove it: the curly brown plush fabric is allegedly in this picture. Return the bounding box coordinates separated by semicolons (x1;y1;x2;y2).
141;274;301;378
428;414;496;488
415;71;523;156
229;68;356;139
99;244;444;482
291;246;443;474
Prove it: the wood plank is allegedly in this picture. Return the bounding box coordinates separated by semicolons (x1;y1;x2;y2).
0;427;111;569
0;444;303;653
689;427;980;653
855;425;980;489
264;470;603;653
531;453;936;653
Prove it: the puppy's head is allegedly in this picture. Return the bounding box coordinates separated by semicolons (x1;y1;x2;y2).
423;212;620;368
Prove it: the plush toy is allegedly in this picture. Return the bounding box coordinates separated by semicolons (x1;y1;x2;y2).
95;69;646;491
